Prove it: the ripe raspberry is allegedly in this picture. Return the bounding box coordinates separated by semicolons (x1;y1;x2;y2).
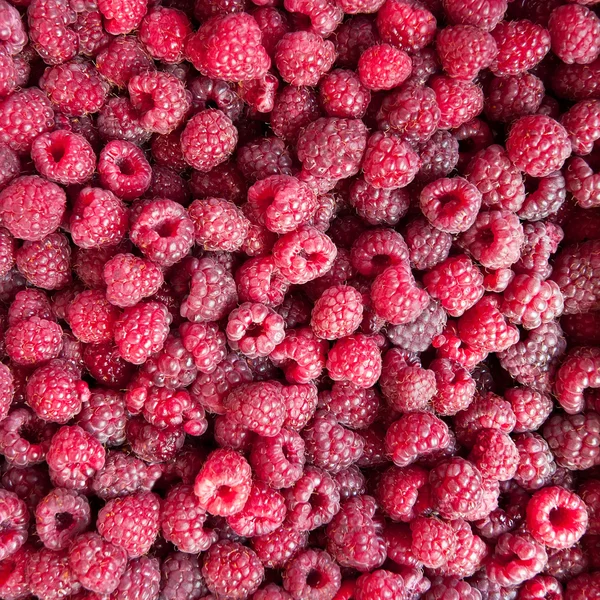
83;342;135;389
202;540;264;599
126;415;185;463
15;232;71;290
512;432;556;491
253;583;293;600
98;140;152;200
411;516;457;569
97;0;147;34
376;83;441;145
429;457;483;520
77;388;127;446
27;547;82;600
348;179;410;226
96;36;154;88
283;549;341;600
251;5;292;56
442;0;506;30
549;4;600;65
429;76;485;130
139;7;191;63
0;490;28;561
0;545;30;600
283;0;342;37
405;217;453;271
27;0;78;64
97;491;160;558
453;117;494;170
551;240;600;314
515;220;564;277
66;289;119;344
437;25;498;80
566;572;600;599
429;358;475;416
237;137;294;183
179;321;226;375
358;44;411;91
385;411;450;467
6;316;62;366
281;382;319;430
160;552;208;600
326;334;381;388
181;110;238;172
555;347;600;414
103;254;163;309
0;0;26;56
310;285;362;340
9;288;53;327
565;155;600;209
377;464;431;522
442;519;487;578
186;13;270;82
47;425;106;491
350;228;409;278
73;8;111;57
371;263;430;325
561;99;600;156
0;175;65;242
110;556;161;600
334;15;378;69
505;387;553;433
468;429;519;482
252;525;308;571
376;0;436;52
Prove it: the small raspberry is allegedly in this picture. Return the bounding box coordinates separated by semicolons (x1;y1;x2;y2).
505;387;553;433
110;556;161;600
335;15;378;69
83;342;135;390
376;0;436;53
348;179;410;226
469;429;519;481
27;0;78;65
0;490;28;561
237;137;294;183
350;228;409;278
513;432;557;491
378;464;431;522
310;285;363;340
126;416;185;463
0;545;30;600
554;347;600;415
15;232;71;290
405;217;453;271
411;516;457;569
270;85;321;143
67;289;119;344
139;7;191;63
281;382;319;430
179;321;227;374
27;547;81;600
484;73;544;124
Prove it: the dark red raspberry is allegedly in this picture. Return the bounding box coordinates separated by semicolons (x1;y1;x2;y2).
139;334;196;389
77;388;126;446
97;0;146;34
515;221;563;279
377;0;436;52
348;179;409;226
146;165;190;206
283;0;343;37
567;572;600;599
15;232;71;290
430;358;475;416
139;7;191;63
0;144;19;193
9;288;53;326
73;242;130;289
27;547;82;600
411;516;457;569
281;382;319;430
47;425;106;491
376;83;440;145
99;95;154;143
282;549;341;600
186;13;270;82
505;387;553;433
160;551;208;600
110;556;161;600
68;532;127;594
549;4;600;65
385;411;450;467
565;154;600;209
429;75;485;130
437;25;498;80
237;137;293;183
251;5;291;55
561;99;600;156
271;90;320;151
96;36;154;88
358;44;411;92
551;240;600;315
67;289;119;343
98;140;152;200
73;8;111;57
453;117;494;170
92;450;161;499
318;68;370;119
334;15;378;69
405;217;452;271
253;583;293;600
6;316;63;366
484;73;544;124
371;263;430;325
387;300;447;354
443;0;506;30
84;342;135;389
0;175;65;242
103;254;163;309
126;415;185;463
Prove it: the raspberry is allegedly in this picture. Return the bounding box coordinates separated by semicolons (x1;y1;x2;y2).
128;71;191;135
378;464;431;522
97;491;160;558
468;429;519;482
9;288;53;326
498;321;566;392
0;0;26;56
15;232;72;290
281;382;319;430
443;0;507;30
111;556;161;600
385;411;450;467
429;76;485;130
0;144;19;194
555;347;600;415
0;545;30;600
202;540;264;600
252;6;292;57
565;155;600;209
358;44;411;92
47;425;106;491
362;132;420;190
270;85;321;143
73;8;111;57
411;516;457;569
453;117;494;170
386;301;443;354
6;316;63;366
437;25;498;80
487;74;544;125
126;415;186;462
430;358;476;416
181;110;238;172
237;137;294;183
179;321;226;374
103;254;163;309
0;490;28;561
97;0;147;34
27;0;78;65
505;387;553;433
139;7;191;63
350;228;409;278
335;15;378;69
515;221;563;279
27;547;82;600
425;577;482;600
67;289;119;343
147;165;190;205
512;432;557;491
96;36;154;88
98;140;152;200
246;175;317;234
326;334;381;388
310;285;362;340
442;519;487;578
487;532;548;588
348;179;410;226
77;388;127;446
160;552;208;600
283;0;343;37
459;209;525;270
282;549;341;600
68;532;127;594
549;4;600;65
376;0;436;53
561;99;600;156
92;450;161;499
186;13;270;82
0;175;65;242
567;572;600;600
371;263;430;325
376;83;440;145
161;484;217;553
83;342;135;389
405;217;453;271
114;301;171;365
552;240;600;314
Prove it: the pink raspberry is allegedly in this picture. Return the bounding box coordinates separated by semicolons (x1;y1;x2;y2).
237;136;294;183
358;44;412;91
327;334;382;389
348;179;410;226
271;85;321;143
443;0;506;31
484;73;544;124
27;0;78;65
405;217;452;271
98;140;152;200
310;285;363;340
179;321;226;374
139;7;191;63
505;387;553;433
549;4;600;65
281;382;319;430
283;0;342;37
27;547;81;600
554;347;600;415
0;0;27;56
6;316;63;366
469;429;519;481
561;99;600;155
67;289;120;343
0;489;28;561
411;516;457;569
316;69;370;120
126;416;185;463
97;0;147;34
96;36;154;88
350;228;409;278
282;549;341;600
429;75;485;130
376;0;437;53
378;464;431;522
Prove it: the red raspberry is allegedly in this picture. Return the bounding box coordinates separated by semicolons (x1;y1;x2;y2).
0;490;28;561
487;532;548;587
160;552;208;600
67;289;119;343
549;4;600;65
565;155;600;209
27;547;82;600
181;109;238;172
247;175;317;235
83;342;135;389
506;115;571;178
139;7;191;63
371;263;430;325
140;386;205;436
0;175;65;242
252;6;291;57
362;132;420;190
405;217;452;271
179;321;226;374
6;316;63;366
27;0;78;65
96;36;154;88
348;179;410;226
271;85;321;143
437;25;498;80
429;75;485;130
128;71;191;135
429;457;483;520
443;0;506;30
327;333;381;388
253;583;293;600
161;484;217;553
188;76;242;124
334;15;378;69
8;288;53;326
110;556;161;600
68;532;127;595
114;301;171;365
431;358;476;416
102;254;162;309
98;141;152;202
237;137;294;183
513;432;557;491
186;13;270;82
453;117;494;170
281;382;319;430
146;165;190;206
376;83;441;145
202;540;264;599
385;411;450;467
252;525;308;571
126;415;185;463
358;44;411;91
97;491;160;558
92;450;162;499
350;228;408;278
468;429;519;481
15;232;71;290
425;577;482;600
151;131;187;174
376;0;436;52
442;519;487;578
47;425;106;491
283;549;341;600
283;0;342;37
0;144;19;192
420;177;482;234
73;8;111;57
491;19;551;76
189;198;249;252
0;545;30;600
561;99;600;155
580;480;600;535
378;464;431;522
97;0;147;34
551;240;600;315
310;285;362;340
320;382;380;431
411;516;457;569
554;347;600;414
505;387;553;433
485;73;544;124
0;0;26;56
459;210;524;270
567;572;600;599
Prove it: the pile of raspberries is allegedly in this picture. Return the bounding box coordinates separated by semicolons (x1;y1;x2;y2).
2;0;600;597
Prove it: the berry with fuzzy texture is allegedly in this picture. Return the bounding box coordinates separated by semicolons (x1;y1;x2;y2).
282;549;341;600
139;7;191;63
376;0;436;53
378;465;431;522
431;358;476;416
281;382;319;430
271;85;321;144
27;0;78;64
110;556;161;600
237;137;294;184
27;547;82;600
405;217;452;271
513;432;557;491
358;44;412;91
350;228;409;278
98;140;152;200
319;69;370;118
67;289;120;344
430;76;484;130
326;334;381;388
96;36;154;88
549;4;600;65
97;0;147;34
411;516;457;569
469;429;519;481
443;0;507;31
15;232;71;291
179;321;226;374
561;99;600;155
555;347;600;415
565;154;600;209
348;179;410;226
103;254;163;309
505;387;553;433
6;316;63;366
